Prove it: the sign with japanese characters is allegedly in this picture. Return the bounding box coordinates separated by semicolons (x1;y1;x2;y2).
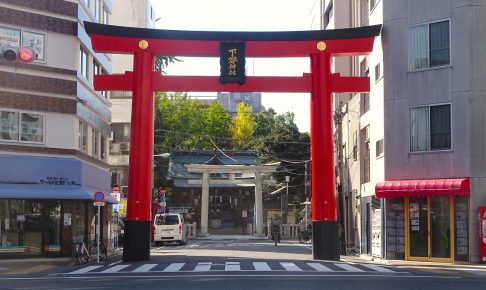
219;42;246;84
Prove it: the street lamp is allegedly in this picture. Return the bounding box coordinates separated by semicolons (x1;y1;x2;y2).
283;176;289;224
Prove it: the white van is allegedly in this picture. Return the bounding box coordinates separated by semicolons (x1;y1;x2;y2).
153;213;187;246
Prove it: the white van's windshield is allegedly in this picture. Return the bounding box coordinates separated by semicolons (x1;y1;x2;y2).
156;215;179;225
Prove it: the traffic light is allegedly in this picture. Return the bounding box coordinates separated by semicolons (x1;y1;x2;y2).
0;45;37;63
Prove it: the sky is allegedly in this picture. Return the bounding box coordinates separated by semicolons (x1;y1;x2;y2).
152;0;315;132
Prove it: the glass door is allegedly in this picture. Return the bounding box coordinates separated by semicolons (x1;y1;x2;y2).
430;196;451;259
406;196;454;262
408;197;428;259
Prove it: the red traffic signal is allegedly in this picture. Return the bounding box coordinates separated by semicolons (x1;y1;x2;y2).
19;47;34;62
1;46;37;63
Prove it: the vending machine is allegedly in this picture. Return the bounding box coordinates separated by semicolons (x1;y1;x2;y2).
479;206;486;263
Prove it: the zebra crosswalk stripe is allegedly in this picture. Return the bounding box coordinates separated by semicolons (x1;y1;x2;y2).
101;265;131;273
280;262;302;271
132;264;158;273
333;264;364;272
253;262;271;271
69;265;103;274
163;263;185;272
194;262;212;272
360;264;395;273
225;262;241;271
307;263;333;272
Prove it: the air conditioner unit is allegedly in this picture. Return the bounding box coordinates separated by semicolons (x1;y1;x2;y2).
119;142;130;152
110;143;120;154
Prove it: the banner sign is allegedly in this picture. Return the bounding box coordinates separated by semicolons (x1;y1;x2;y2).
219;42;246;85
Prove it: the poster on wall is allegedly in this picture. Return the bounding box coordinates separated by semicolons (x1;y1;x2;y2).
372;209;382;257
22;31;45;62
64;213;72;226
0;27;20;46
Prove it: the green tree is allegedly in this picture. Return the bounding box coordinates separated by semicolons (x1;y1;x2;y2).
231;102;255;148
201;101;232;149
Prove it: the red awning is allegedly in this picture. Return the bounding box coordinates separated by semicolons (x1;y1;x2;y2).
375;178;470;198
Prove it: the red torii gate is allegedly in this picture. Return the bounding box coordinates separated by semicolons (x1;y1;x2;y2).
85;22;381;262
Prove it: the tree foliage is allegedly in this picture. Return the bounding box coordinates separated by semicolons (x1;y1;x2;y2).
231;102;255;148
153;96;310;207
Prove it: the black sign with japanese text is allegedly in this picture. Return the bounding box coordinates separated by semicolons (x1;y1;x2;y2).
220;42;246;85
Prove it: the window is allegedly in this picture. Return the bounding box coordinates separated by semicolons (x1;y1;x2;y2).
370;0;376;11
375;62;381;82
323;1;334;28
103;7;109;25
361;126;370;184
21;113;43;142
92;129;98;157
410;104;451;151
352;131;358;161
360;57;370;114
79;47;88;79
95;0;100;22
0;110;43;143
376;139;384;157
79;121;87;151
93;61;100;82
409;20;450;70
0;111;19;141
93;62;107;98
100;135;106;160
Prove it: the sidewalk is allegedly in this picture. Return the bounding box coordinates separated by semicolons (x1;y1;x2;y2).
340;254;486;270
0;248;123;276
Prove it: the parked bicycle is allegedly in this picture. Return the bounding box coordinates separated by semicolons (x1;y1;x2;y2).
73;241;89;265
89;235;108;262
298;225;312;244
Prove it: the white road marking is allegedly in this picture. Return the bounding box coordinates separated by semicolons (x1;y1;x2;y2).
194;262;212;272
253;262;271;271
307;263;333;272
280;262;302;271
69;265;103;274
360;264;395;273
163;263;185;272
225;262;240;271
132;264;158;273
108;260;122;267
101;265;131;273
334;263;364;272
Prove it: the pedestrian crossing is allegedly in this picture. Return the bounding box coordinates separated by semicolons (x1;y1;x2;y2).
63;261;403;275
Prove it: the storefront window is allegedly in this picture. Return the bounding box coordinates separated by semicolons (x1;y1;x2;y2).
385;198;405;260
73;201;87;243
0;200;24;256
455;197;469;261
42;201;61;254
0;200;62;257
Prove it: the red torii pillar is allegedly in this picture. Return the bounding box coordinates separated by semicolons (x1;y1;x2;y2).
85;22;381;262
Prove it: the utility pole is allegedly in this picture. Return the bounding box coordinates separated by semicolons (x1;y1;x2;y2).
334;101;348;254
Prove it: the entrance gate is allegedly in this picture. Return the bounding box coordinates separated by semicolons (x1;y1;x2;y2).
85;22;381;262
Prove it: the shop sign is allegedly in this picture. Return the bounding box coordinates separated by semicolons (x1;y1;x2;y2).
219;42;246;84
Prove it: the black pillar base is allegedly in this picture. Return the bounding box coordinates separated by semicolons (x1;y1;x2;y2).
312;220;340;261
123;220;151;262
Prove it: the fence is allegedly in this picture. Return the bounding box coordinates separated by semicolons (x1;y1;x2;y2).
266;223;306;239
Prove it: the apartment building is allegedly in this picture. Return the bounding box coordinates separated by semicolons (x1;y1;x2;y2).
0;0;114;258
317;0;486;263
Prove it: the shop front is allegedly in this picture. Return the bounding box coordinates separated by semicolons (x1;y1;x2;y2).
0;154;115;259
376;178;469;262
